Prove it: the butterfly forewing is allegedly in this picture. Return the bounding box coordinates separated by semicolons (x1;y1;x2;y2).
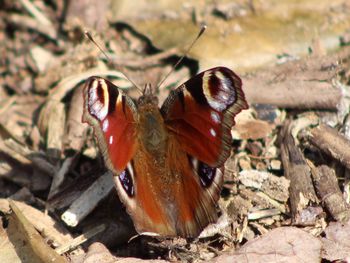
82;77;138;174
161;67;248;168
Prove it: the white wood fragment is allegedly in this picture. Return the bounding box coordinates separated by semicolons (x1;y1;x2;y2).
30;46;55;72
248;208;281;220
61;171;114;227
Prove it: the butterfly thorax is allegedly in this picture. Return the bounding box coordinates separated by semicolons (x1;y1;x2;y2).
137;95;167;157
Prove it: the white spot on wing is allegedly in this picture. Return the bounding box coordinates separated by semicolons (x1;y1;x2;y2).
102;119;109;132
210;128;216;137
109;135;113;145
211;111;220;123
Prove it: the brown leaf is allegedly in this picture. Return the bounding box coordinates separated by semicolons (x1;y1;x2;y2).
210;227;321;263
322;221;350;261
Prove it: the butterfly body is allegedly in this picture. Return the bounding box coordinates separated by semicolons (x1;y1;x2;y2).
83;67;248;237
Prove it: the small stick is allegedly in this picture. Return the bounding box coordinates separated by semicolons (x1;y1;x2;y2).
308;124;350;170
248;208;281;220
309;163;350;222
55;224;106;254
61;171;114;227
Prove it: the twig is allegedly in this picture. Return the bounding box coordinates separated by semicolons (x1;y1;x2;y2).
61;172;114;227
308;163;350;222
248;208;281;220
55;224;106;254
308;124;350;170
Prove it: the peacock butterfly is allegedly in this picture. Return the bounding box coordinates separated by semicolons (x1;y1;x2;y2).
82;66;248;237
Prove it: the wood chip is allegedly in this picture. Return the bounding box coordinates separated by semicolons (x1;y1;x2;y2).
239;170;290;202
61;172;114;227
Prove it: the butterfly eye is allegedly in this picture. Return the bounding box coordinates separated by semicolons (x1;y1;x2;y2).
119;168;134;197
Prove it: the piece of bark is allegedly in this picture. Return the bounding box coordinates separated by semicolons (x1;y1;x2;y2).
5;14;58;41
232;118;274;140
0;139;56;176
225;195;252;221
8;200;67;263
242;48;346;110
64;84;88;152
244;79;340;110
280;121;318;223
39;100;66;161
309;164;350;222
308;124;350;170
198;213;233;239
0;199;73;248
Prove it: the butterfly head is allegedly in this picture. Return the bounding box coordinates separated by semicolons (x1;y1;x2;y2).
137;83;159;108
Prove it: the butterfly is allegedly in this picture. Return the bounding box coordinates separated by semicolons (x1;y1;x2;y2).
82;67;248;237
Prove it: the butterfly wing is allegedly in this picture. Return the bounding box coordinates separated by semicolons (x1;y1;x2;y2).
82;77;138;175
157;67;248;236
161;67;248;167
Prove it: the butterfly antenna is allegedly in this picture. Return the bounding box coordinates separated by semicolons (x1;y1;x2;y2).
85;31;142;94
157;25;207;90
